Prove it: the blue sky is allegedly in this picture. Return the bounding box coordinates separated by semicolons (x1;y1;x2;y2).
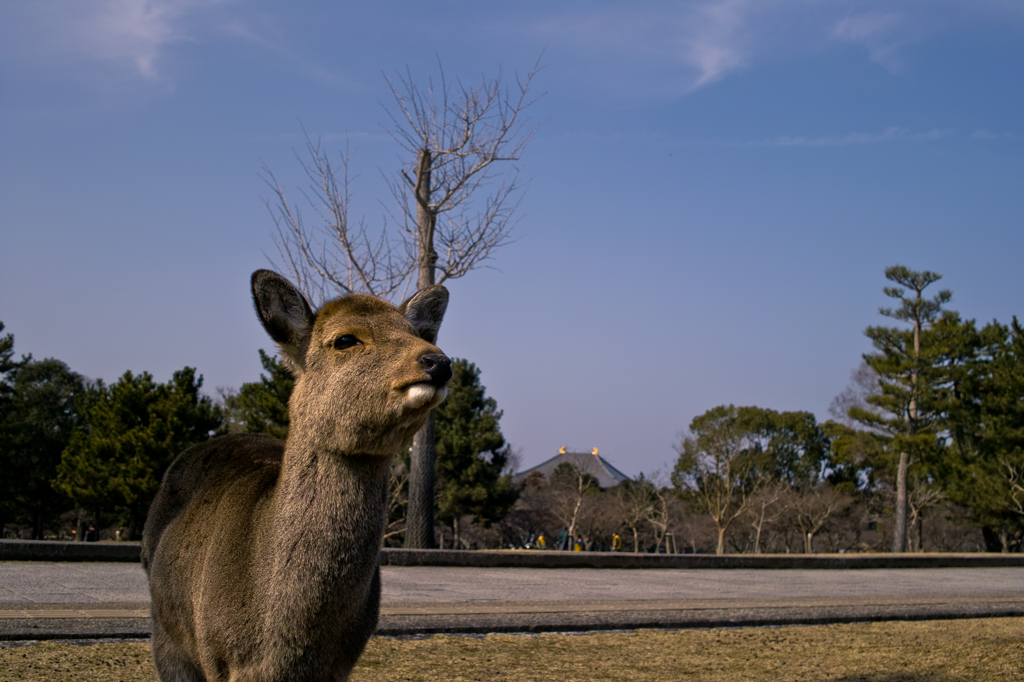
2;0;1022;477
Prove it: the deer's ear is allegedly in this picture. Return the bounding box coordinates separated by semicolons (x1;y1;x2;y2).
398;285;448;344
251;270;315;373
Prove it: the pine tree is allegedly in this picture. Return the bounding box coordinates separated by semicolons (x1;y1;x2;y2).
0;322;19;404
0;322;20;534
55;368;223;538
943;317;1024;550
852;265;953;552
226;349;293;440
433;359;517;547
0;358;84;538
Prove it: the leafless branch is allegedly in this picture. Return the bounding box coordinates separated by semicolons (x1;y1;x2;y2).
383;459;410;542
262;132;411;305
383;55;543;286
263;56;542;304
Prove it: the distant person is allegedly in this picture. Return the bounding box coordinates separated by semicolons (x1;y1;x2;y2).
574;536;584;552
558;528;568;551
536;534;547;550
612;533;623;552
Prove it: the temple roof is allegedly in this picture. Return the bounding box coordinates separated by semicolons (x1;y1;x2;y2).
513;448;631;489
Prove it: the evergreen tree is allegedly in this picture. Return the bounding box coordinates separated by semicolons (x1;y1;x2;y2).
55;368;223;538
852;265;953;552
433;359;517;545
0;322;19;405
757;409;830;488
943;317;1024;550
226;349;293;440
822;420;886;493
0;358;84;538
0;322;21;533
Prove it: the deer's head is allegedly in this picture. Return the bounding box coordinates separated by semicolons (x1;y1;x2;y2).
251;270;451;456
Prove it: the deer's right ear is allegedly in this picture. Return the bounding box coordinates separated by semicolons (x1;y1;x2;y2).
251;270;315;372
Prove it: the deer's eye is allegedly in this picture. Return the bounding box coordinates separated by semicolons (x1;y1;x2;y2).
333;334;362;350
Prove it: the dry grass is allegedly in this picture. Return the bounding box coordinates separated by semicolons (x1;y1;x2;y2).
2;618;1022;681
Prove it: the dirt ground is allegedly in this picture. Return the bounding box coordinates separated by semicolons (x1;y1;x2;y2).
2;618;1022;681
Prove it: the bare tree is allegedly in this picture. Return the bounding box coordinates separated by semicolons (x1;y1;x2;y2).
265;58;542;548
829;361;882;428
675;507;718;554
548;460;599;548
645;472;675;553
745;479;788;554
574;494;618;551
383;458;409;544
263;137;410;305
906;479;944;552
383;60;541;292
614;476;655;553
922;504;985;552
790;483;855;553
497;472;559;549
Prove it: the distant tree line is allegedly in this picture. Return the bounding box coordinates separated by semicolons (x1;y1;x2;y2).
2;264;1020;552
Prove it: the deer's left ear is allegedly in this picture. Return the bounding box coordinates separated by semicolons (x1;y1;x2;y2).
398;285;448;344
251;269;315;373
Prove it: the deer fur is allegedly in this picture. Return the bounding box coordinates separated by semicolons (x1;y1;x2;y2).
141;270;451;682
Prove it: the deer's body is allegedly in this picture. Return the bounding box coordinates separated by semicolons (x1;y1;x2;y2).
142;271;451;682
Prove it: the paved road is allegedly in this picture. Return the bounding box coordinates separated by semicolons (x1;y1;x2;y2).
2;562;1022;639
2;562;1024;604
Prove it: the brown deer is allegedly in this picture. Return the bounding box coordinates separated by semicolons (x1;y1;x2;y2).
141;270;451;681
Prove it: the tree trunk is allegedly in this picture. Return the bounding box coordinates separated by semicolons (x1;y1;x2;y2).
414;148;437;290
892;450;910;552
894;314;921;553
716;527;726;555
405;148;439;550
405;414;437;549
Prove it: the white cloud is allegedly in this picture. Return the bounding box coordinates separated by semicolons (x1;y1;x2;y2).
531;0;760;96
220;16;352;88
525;1;1024;100
685;1;748;88
0;0;226;80
0;0;356;89
76;0;191;78
832;11;905;69
970;129;1024;141
751;127;952;147
833;12;902;43
525;1;925;99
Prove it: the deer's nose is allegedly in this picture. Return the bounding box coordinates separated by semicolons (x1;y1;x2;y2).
419;354;452;386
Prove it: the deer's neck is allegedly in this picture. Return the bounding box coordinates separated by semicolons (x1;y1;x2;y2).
263;434;392;611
